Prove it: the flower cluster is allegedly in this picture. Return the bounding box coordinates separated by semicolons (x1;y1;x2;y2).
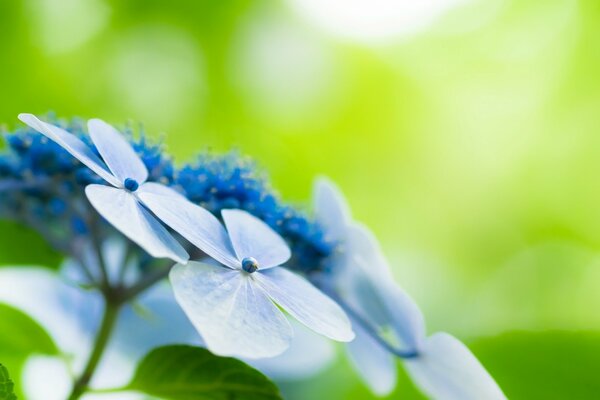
0;114;506;400
0;116;332;275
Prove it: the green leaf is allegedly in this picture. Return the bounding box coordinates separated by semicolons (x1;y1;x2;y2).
470;331;600;400
128;345;283;400
0;364;17;400
0;220;61;269
0;303;58;398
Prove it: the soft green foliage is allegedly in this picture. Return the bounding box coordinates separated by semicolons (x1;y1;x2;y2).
0;221;61;269
128;345;283;400
0;304;58;398
0;364;17;400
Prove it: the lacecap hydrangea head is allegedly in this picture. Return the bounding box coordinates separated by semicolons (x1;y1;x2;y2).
0;116;336;276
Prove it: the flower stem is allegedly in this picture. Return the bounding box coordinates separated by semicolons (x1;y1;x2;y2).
67;296;121;400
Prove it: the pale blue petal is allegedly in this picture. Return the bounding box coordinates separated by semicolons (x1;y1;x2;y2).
346;321;397;396
248;319;336;380
346;222;393;277
170;261;293;359
88;119;148;184
337;223;426;353
18;114;120;187
255;267;354;342
85;184;189;264
405;332;506;400
138;183;239;268
313;177;352;242
222;209;291;269
113;282;200;359
0;267;102;363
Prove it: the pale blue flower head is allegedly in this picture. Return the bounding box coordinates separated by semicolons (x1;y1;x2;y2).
18;114;189;264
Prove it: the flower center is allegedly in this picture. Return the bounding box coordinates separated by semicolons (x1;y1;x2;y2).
241;257;259;273
124;178;139;192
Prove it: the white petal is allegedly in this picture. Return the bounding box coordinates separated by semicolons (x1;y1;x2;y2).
88;119;148;184
23;356;71;400
85;184;188;264
255;267;354;342
248;319;336;380
138;183;239;268
405;333;506;400
17;114;120;187
221;209;291;269
313;177;352;242
170;261;293;359
346;321;397;396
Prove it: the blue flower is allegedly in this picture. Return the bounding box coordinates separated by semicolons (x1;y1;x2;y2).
312;177;506;399
137;184;355;358
18;114;188;264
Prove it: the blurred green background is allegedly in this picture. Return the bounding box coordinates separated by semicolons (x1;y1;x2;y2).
2;0;600;398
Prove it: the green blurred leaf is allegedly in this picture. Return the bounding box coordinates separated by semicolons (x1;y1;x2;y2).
471;331;600;400
128;345;283;400
0;364;17;400
0;303;58;398
0;221;62;269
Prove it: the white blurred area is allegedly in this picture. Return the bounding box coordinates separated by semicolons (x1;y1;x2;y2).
287;0;469;43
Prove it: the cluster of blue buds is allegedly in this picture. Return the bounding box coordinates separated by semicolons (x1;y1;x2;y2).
0;116;334;275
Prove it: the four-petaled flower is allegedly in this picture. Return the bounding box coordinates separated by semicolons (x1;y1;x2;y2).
137;187;355;358
18;114;189;264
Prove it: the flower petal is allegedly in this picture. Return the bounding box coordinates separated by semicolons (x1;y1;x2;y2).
313;177;352;242
405;332;506;400
85;184;189;264
255;267;354;342
221;209;291;269
346;321;397;396
138;182;239;268
18;114;120;187
88;118;148;184
336;223;426;353
170;261;293;359
0;267;102;362
248;319;336;380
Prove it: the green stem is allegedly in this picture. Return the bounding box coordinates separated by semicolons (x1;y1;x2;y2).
67;297;121;400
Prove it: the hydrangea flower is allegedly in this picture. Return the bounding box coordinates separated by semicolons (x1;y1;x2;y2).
313;178;506;399
18;114;189;264
137;186;354;358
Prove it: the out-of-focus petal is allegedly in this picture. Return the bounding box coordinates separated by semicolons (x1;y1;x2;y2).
22;356;71;400
85;184;189;264
255;267;354;342
17;114;120;187
313;177;351;242
338;224;426;353
248;319;336;380
0;267;101;361
346;321;397;396
138;183;238;268
87;119;148;184
346;222;392;277
404;332;506;400
221;209;291;269
170;261;293;359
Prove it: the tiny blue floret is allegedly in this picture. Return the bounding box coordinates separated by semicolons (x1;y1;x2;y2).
124;178;139;192
242;257;259;273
